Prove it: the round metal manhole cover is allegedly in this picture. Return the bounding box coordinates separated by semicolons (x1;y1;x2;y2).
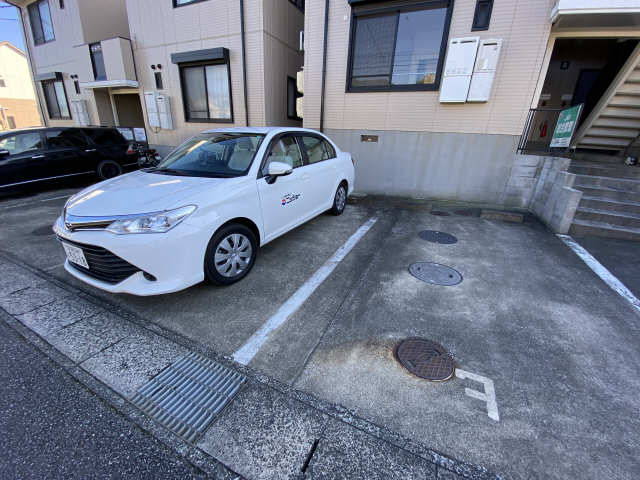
418;230;458;244
454;208;481;217
394;338;455;381
31;225;54;236
409;262;462;286
430;210;450;216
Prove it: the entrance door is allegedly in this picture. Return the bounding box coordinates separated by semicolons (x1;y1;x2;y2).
113;93;144;127
572;69;601;107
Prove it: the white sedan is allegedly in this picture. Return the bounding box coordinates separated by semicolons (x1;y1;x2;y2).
53;127;354;296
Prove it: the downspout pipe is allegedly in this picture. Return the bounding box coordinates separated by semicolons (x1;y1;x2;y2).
240;0;249;126
7;0;47;126
319;0;329;132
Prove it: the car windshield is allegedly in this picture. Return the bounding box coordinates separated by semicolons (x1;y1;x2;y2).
153;133;265;177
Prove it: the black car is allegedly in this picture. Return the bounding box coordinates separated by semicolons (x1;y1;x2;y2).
0;127;139;190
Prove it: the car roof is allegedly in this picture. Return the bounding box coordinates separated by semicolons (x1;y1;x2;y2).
201;126;324;136
1;126;118;134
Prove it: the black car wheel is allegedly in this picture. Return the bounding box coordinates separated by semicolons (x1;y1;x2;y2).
330;182;347;215
204;223;258;286
97;160;122;180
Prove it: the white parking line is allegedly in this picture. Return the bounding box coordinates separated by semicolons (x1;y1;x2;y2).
233;216;378;365
557;234;640;314
0;194;70;211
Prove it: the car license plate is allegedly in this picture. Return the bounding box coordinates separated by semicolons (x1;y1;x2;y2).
62;242;89;269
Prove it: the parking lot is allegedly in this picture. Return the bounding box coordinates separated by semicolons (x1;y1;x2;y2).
1;183;639;480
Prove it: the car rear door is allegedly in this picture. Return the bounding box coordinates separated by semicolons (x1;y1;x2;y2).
0;131;47;187
297;134;339;213
256;133;311;241
43;128;92;177
83;128;131;168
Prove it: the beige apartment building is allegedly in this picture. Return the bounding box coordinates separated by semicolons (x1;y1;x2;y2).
0;41;40;130
302;0;640;216
10;0;303;153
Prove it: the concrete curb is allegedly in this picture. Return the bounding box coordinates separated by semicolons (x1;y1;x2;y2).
0;249;503;480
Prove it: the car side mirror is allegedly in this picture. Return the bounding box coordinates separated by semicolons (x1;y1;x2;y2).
267;161;293;176
0;149;9;158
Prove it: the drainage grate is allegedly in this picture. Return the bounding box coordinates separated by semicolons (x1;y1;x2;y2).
409;262;462;286
430;210;450;216
418;230;458;244
131;352;246;443
394;338;455;381
454;208;481;217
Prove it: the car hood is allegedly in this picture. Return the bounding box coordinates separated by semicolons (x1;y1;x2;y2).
65;170;228;216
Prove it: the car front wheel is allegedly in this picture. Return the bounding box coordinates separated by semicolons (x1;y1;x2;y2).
204;223;257;286
330;183;347;215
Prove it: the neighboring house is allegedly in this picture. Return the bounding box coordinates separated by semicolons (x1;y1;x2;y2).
124;0;304;153
0;41;40;130
9;0;304;154
9;0;136;130
302;0;640;208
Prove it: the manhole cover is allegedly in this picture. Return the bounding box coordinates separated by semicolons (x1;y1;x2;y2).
31;225;54;236
394;338;455;381
418;230;458;244
430;210;450;216
454;208;481;217
409;262;462;286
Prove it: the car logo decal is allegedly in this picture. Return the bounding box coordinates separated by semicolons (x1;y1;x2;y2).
281;193;301;206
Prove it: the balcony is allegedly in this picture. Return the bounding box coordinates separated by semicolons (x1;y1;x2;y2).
552;0;640;29
79;37;138;89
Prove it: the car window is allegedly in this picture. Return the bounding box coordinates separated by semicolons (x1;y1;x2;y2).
265;135;303;171
300;136;329;164
322;140;336;159
46;129;87;148
84;128;127;146
0;132;42;155
156;133;264;177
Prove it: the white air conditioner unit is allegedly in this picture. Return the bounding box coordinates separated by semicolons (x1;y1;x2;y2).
440;37;480;103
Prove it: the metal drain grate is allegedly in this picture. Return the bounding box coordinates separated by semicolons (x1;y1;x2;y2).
131;352;246;443
430;210;450;216
409;262;462;286
394;338;455;381
418;230;458;244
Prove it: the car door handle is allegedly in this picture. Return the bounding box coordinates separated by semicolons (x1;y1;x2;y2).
85;149;97;153
31;154;45;159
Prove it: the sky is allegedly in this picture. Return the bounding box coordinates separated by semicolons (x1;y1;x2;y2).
0;2;24;50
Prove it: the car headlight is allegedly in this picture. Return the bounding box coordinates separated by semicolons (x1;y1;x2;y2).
106;205;197;234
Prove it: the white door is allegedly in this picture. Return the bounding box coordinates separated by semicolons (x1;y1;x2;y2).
297;134;337;214
257;134;310;240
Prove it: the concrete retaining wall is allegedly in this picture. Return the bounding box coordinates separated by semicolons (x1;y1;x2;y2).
528;155;583;234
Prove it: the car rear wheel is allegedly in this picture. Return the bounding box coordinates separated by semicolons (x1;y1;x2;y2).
204;223;257;286
330;183;347;215
97;160;123;180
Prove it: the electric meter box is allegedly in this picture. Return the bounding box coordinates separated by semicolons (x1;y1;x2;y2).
70;99;90;126
156;94;173;130
467;39;502;102
440;37;479;103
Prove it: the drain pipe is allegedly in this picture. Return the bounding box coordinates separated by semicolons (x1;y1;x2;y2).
319;0;329;132
240;0;249;126
7;1;47;126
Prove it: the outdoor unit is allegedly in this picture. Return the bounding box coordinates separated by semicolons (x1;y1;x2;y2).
70;100;90;126
157;94;173;130
439;37;480;103
467;39;502;102
143;91;161;128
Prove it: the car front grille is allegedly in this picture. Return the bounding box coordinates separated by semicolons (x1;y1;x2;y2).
57;236;141;284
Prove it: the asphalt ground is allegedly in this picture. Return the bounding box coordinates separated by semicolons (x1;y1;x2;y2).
1;183;639;480
0;313;204;479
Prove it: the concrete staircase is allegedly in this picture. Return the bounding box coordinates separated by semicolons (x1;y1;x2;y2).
568;156;640;240
573;43;640;152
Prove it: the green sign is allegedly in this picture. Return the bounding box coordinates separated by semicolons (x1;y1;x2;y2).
550;104;582;148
